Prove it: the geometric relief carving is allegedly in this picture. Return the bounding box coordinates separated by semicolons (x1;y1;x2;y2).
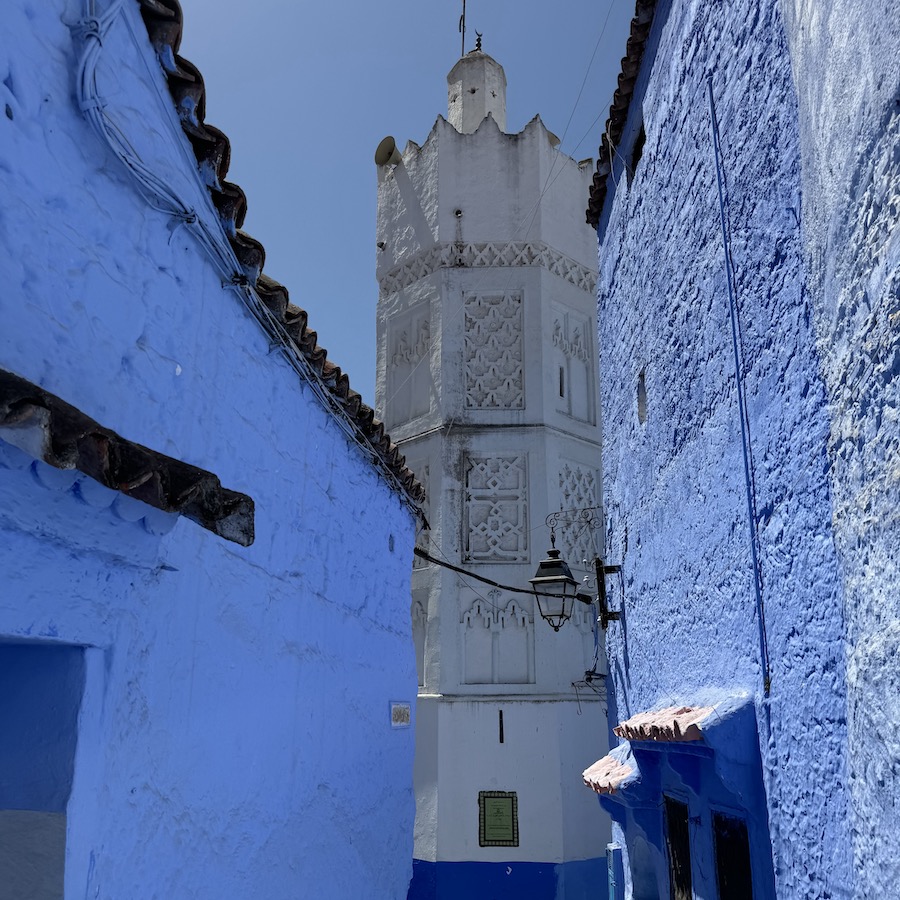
464;292;524;409
462;594;533;684
553;306;595;423
558;461;600;572
378;241;598;296
464;455;528;562
387;306;431;425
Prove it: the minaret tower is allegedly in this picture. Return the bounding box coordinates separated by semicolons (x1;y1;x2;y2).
376;42;610;900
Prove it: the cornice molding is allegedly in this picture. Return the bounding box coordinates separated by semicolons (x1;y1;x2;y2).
379;241;597;295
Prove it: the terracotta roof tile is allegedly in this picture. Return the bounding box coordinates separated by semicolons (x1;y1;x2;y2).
582;753;636;795
613;705;715;742
0;369;254;546
586;0;658;226
136;0;425;511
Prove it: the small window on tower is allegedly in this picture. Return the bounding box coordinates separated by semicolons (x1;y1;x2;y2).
559;366;566;398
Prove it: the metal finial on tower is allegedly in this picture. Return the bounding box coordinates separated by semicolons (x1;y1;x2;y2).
475;31;482;51
459;0;466;58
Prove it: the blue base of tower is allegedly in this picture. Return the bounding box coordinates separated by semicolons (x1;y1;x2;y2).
407;857;606;900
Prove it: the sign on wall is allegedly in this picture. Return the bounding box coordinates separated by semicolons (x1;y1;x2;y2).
478;791;519;847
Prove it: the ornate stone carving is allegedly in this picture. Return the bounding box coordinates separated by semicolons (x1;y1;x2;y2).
391;318;430;367
462;596;533;684
378;241;597;296
552;306;595;423
464;292;524;409
464;455;528;562
552;317;590;362
386;308;431;425
558;462;600;569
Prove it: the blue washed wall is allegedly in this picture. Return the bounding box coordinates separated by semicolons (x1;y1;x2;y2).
0;0;417;896
596;0;852;896
779;4;900;896
409;857;606;900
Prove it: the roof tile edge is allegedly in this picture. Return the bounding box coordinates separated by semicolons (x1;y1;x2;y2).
585;0;658;227
137;0;426;513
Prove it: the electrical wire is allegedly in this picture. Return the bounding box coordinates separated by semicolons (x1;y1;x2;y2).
71;0;422;516
414;545;571;602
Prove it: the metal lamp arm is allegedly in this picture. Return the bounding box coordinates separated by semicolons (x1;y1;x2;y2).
594;556;621;629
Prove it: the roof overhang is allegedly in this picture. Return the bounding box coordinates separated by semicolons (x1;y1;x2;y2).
0;369;254;546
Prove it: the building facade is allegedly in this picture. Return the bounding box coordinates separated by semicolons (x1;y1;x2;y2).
582;0;899;898
376;46;611;900
0;1;422;897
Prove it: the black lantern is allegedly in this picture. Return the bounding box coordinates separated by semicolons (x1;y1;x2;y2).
530;539;588;631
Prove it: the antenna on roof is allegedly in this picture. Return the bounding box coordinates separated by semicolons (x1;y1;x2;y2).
459;0;466;57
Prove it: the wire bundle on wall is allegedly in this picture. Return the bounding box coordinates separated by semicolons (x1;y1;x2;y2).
71;0;422;516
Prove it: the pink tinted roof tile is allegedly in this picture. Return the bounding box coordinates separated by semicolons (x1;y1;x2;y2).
582;754;636;795
613;705;715;743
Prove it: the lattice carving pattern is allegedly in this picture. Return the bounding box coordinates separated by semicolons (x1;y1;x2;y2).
465;455;528;561
558;462;600;569
378;241;597;295
465;293;524;409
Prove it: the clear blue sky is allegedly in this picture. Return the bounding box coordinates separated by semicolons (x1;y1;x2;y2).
179;0;636;404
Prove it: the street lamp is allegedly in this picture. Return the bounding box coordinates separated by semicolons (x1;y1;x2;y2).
530;508;622;631
529;531;588;631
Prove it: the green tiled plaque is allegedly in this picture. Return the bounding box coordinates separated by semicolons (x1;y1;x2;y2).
478;791;519;847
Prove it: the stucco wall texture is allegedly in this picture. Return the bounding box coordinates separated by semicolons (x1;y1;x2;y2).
780;3;900;895
0;1;417;897
592;0;899;896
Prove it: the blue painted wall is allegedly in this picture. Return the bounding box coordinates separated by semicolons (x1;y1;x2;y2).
778;3;900;895
592;0;875;896
409;857;606;900
0;0;418;896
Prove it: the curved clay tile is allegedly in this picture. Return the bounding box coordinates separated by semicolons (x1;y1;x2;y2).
136;0;425;509
586;0;659;226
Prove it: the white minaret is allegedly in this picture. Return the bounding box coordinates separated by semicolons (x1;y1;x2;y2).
447;41;507;134
376;43;610;900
